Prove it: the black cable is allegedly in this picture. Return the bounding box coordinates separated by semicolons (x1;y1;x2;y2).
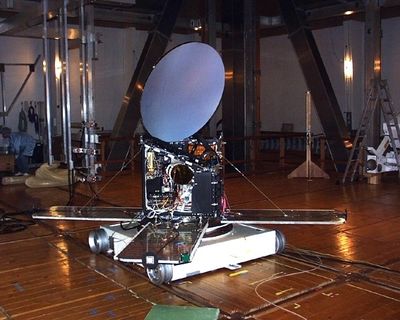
283;247;400;293
66;170;77;206
0;209;36;234
156;228;180;254
120;220;141;231
88;182;100;204
284;247;400;275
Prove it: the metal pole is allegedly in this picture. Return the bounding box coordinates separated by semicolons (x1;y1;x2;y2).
79;2;87;113
80;0;88;155
42;0;53;164
305;91;312;179
58;8;67;164
62;0;72;171
364;0;381;146
7;55;41;116
80;1;97;181
0;70;6;126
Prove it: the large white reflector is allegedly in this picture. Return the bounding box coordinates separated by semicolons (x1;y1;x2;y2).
140;42;225;142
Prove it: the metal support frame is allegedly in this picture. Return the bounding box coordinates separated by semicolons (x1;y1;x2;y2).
0;0;63;36
221;0;257;171
42;0;53;164
278;0;350;170
79;1;98;182
0;56;41;125
342;79;400;183
0;65;5;126
106;0;183;171
58;0;72;170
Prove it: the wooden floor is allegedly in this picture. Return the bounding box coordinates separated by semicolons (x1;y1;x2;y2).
1;166;400;320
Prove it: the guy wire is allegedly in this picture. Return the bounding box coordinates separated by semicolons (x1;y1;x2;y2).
222;155;288;217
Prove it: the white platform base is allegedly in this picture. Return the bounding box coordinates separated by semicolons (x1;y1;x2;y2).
99;223;280;283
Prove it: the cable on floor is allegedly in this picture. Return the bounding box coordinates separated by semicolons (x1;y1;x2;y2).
252;249;325;320
0;208;36;234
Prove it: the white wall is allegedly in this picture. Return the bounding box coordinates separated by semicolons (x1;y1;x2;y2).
2;17;399;139
260;26;348;133
259;20;368;134
0;28;199;139
261;18;400;133
68;28;198;131
260;34;309;132
0;36;44;138
382;17;400;113
68;27;148;130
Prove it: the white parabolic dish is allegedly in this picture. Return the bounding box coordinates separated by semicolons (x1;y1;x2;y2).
140;42;225;142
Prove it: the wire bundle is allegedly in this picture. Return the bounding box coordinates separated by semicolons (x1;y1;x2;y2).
0;209;36;234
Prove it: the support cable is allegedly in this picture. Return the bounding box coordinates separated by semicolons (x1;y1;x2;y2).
222;155;288;217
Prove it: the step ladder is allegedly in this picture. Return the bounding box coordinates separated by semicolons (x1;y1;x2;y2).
342;80;400;184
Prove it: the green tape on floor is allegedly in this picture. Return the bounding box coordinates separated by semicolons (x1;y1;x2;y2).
145;305;220;320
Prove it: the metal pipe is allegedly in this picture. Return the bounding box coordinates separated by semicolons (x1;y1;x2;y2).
42;0;53;164
86;5;96;180
80;0;88;148
61;0;73;170
2;63;38;66
1;71;5;126
305;90;312;179
58;8;67;164
80;1;97;181
6;55;41;116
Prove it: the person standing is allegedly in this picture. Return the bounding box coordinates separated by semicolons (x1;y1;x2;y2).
1;127;36;176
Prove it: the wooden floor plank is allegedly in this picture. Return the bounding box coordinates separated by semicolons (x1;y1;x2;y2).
253;281;400;320
169;256;338;315
1;171;400;319
11;290;152;320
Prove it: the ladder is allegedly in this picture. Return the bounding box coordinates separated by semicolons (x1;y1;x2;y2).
342;80;400;184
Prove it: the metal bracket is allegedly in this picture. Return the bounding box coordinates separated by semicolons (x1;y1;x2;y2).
72;147;99;155
0;55;41;119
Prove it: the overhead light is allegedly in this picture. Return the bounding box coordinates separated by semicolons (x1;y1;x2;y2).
344;10;354;16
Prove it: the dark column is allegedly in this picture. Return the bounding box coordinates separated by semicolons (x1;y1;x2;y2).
364;0;381;146
278;0;350;169
221;0;257;171
106;0;183;170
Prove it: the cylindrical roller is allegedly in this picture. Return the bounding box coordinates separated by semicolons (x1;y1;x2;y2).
275;229;286;254
88;228;110;254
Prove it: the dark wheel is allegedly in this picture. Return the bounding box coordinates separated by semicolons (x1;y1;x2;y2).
88;229;110;254
275;230;286;254
366;159;377;171
146;264;173;285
